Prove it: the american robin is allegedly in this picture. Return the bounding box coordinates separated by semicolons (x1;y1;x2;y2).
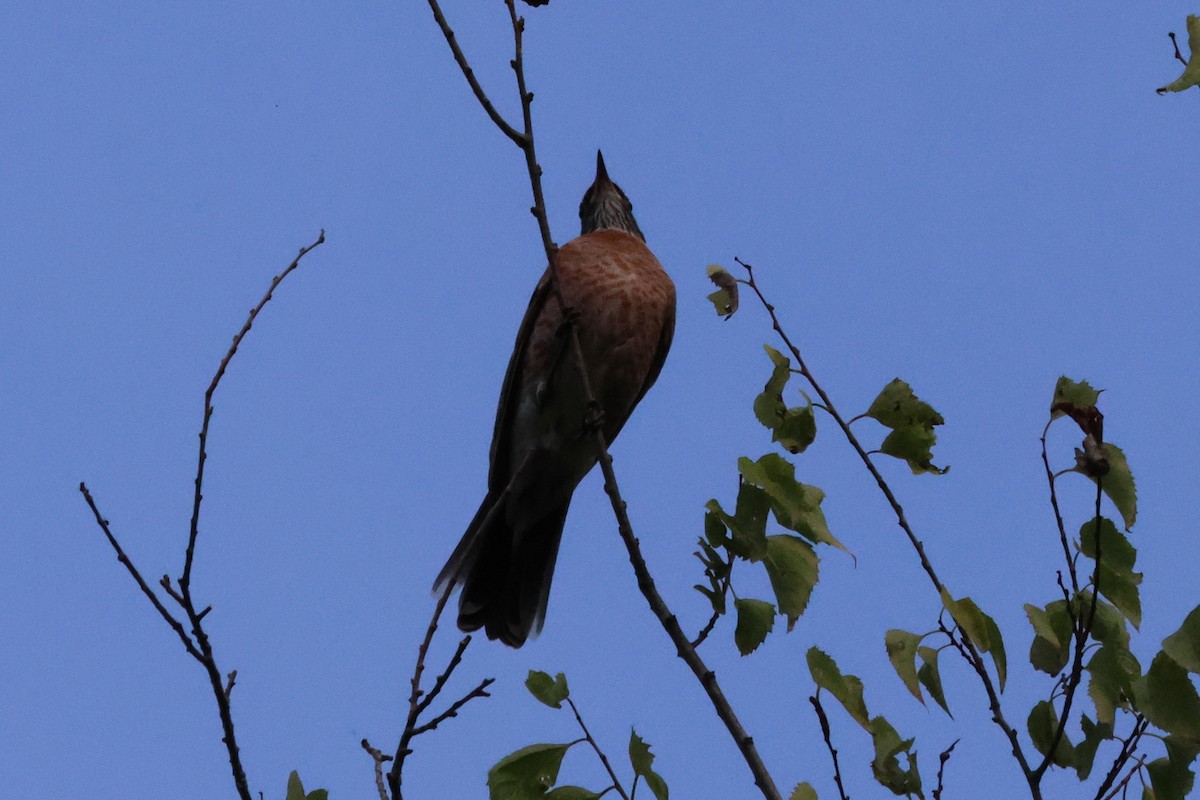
434;152;676;647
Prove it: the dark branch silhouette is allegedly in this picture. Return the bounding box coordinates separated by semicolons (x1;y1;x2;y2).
79;230;326;800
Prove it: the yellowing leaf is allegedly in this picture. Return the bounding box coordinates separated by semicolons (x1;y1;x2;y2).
1158;16;1200;94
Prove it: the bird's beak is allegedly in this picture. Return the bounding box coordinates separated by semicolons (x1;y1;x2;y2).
594;150;612;186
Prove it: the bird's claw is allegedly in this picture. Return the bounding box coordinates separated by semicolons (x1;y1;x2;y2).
583;401;606;433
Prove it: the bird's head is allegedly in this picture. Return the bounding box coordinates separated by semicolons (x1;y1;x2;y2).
579;151;644;241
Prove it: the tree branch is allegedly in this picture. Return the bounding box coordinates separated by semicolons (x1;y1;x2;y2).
566;697;631;800
361;739;394;800
389;585;493;799
738;258;1036;793
80;230;326;800
423;3;783;798
808;693;849;800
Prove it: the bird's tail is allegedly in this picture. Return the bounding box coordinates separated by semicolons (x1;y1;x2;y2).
434;491;568;648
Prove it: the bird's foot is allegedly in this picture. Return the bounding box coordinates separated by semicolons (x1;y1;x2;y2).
582;400;606;433
557;305;581;336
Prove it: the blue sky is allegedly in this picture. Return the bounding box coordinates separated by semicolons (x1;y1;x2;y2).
4;3;1199;799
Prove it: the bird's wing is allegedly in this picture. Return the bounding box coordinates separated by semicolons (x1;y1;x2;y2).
632;300;675;410
487;269;554;493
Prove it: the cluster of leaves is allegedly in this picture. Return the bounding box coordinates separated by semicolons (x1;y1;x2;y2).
807;648;926;796
483;671;668;800
694;342;944;657
697;277;1200;800
879;378;1200;799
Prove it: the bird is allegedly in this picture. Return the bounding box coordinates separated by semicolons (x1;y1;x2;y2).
434;151;676;647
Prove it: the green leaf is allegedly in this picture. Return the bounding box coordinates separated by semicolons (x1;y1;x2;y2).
868;716;922;795
283;772;329;800
703;510;728;548
526;671;569;709
807;647;870;729
734;598;775;655
1026;600;1072;676
1080;517;1142;628
286;772;306;800
754;345;792;429
788;783;818;800
1163;605;1200;674
866;378;948;474
1134;652;1200;743
1074;715;1113;781
488;743;573;800
1073;443;1137;530
1086;645;1141;727
885;629;924;704
1028;700;1075;767
917;645;952;717
693;539;730;615
629;730;669;800
1158;16;1200;94
705;481;769;562
737;454;851;554
942;592;1007;690
1050;376;1102;417
545;788;602;800
706;265;739;319
763;534;819;630
774;404;817;455
1081;593;1132;651
1146;736;1200;800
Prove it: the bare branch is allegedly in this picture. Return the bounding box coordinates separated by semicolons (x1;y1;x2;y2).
410;677;495;737
808;693;849;800
78;483;202;663
182;229;326;592
565;698;631;800
389;586;493;799
80;231;326;800
361;739;394;800
424;0;525;145
933;739;959;800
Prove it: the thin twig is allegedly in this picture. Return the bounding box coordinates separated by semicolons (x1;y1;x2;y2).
389;586;493;799
423;2;783;798
1100;754;1146;800
690;566;732;649
361;739;394;800
1093;713;1148;798
1034;478;1104;780
425;0;525;145
933;739;959;800
566;698;631;800
808;693;849;800
1042;421;1079;596
181;229;326;593
737;258;1036;795
78;484;203;662
390;584;453;796
410;678;495;736
1169;31;1189;67
80;230;327;800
